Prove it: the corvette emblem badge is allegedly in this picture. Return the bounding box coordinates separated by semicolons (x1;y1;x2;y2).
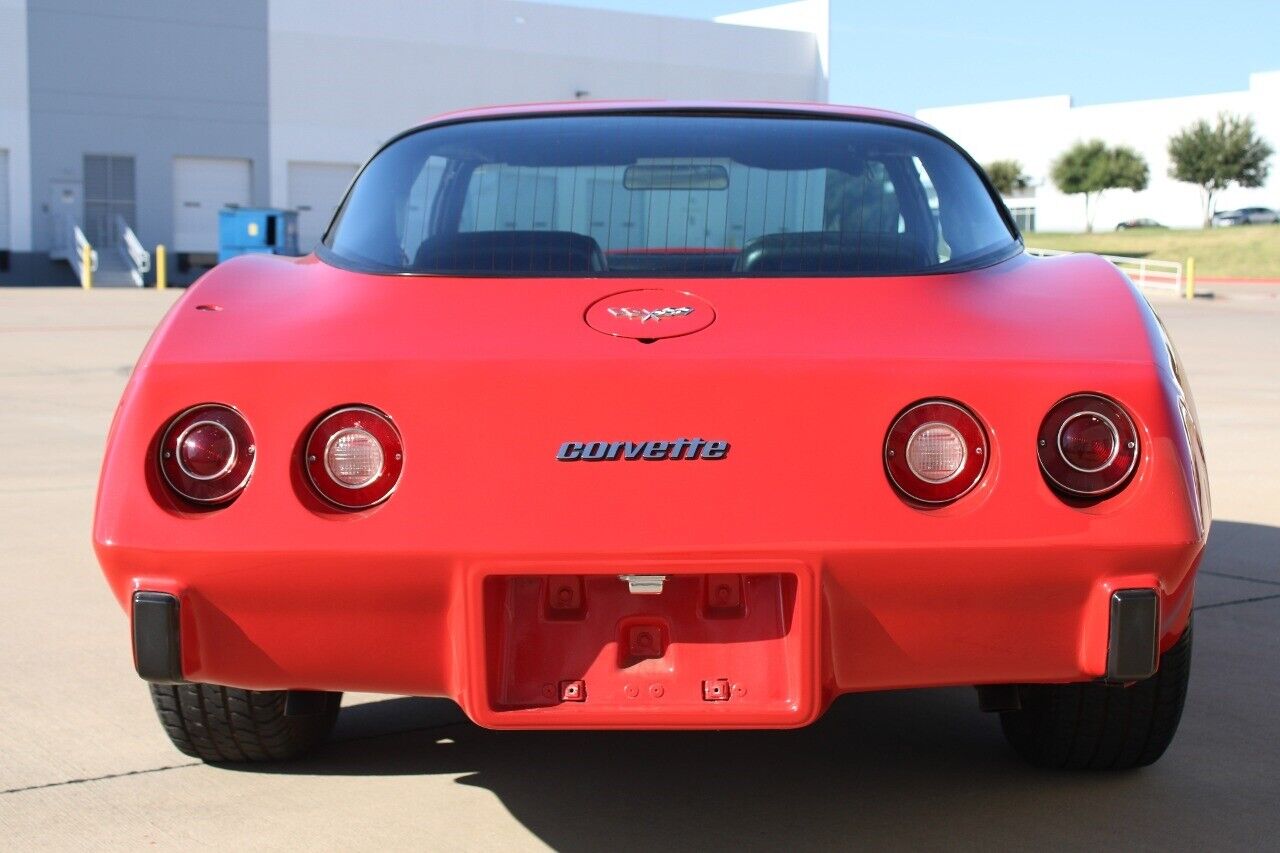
606;306;694;323
585;289;715;339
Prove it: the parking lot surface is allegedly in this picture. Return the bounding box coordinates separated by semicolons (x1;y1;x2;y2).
1;286;1278;850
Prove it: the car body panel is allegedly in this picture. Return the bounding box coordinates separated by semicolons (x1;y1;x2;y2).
93;103;1209;730
95;250;1208;727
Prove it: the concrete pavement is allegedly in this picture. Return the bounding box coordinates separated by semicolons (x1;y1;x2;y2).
0;287;1277;850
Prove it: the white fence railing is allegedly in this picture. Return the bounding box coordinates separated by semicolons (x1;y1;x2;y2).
1026;247;1182;295
116;214;151;287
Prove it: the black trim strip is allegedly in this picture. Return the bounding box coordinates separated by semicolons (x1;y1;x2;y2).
1106;589;1159;682
132;591;186;684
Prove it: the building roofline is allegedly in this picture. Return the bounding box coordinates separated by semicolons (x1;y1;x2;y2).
715;1;830;77
919;68;1280;116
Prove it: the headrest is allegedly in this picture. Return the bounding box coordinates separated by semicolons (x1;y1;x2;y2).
413;231;605;274
734;231;932;275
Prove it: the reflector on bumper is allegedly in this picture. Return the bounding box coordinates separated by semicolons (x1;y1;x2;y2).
1106;589;1159;682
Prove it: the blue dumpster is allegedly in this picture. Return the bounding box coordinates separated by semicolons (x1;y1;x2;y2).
217;207;300;263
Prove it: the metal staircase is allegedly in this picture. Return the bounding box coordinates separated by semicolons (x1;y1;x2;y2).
50;212;97;285
51;212;150;287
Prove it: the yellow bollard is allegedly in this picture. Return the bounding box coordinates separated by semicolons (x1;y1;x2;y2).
81;243;93;290
156;244;167;290
1185;257;1195;300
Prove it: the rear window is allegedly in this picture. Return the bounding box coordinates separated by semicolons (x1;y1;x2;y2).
322;114;1017;277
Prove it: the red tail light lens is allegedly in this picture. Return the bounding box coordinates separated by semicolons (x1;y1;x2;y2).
885;400;988;504
159;404;255;504
305;406;403;509
1038;394;1138;497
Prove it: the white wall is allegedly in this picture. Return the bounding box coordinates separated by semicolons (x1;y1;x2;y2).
715;0;829;98
918;71;1280;232
287;161;359;251
0;150;9;250
0;0;31;251
267;0;828;210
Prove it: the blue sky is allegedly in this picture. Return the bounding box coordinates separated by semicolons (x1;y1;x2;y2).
536;0;1280;114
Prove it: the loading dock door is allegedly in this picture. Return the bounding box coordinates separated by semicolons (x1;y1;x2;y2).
287;162;358;252
173;157;251;253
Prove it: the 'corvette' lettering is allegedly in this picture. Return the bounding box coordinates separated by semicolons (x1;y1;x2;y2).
556;439;730;461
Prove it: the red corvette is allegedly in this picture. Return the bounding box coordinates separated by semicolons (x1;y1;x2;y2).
94;102;1209;769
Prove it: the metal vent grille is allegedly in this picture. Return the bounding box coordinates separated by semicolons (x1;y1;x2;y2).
84;154;137;246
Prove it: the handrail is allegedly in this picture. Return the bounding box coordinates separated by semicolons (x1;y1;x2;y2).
55;212;98;281
74;225;98;283
115;214;151;287
1025;246;1182;294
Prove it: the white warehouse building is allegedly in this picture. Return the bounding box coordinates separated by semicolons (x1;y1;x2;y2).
0;0;828;285
918;71;1280;233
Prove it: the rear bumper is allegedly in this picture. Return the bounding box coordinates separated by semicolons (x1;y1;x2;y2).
112;540;1200;730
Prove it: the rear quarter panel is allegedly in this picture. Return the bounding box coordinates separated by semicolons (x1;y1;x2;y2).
93;250;1208;700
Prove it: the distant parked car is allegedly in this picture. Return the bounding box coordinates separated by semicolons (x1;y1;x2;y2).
1115;218;1166;230
1211;207;1279;227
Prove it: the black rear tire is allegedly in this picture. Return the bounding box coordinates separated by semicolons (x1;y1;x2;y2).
148;683;341;762
999;623;1192;770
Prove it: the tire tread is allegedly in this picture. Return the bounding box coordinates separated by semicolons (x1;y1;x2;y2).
148;683;340;763
999;623;1192;770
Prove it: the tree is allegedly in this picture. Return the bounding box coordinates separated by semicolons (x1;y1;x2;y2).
983;160;1028;196
1050;140;1149;232
1168;113;1273;227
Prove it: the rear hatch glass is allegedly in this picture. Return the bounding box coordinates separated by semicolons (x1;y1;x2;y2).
323;114;1018;277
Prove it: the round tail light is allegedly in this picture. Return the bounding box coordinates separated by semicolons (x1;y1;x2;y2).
1038;394;1138;497
159;404;255;504
305;406;403;509
885;400;988;504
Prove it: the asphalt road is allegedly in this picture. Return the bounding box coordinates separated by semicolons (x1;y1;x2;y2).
1;286;1278;850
